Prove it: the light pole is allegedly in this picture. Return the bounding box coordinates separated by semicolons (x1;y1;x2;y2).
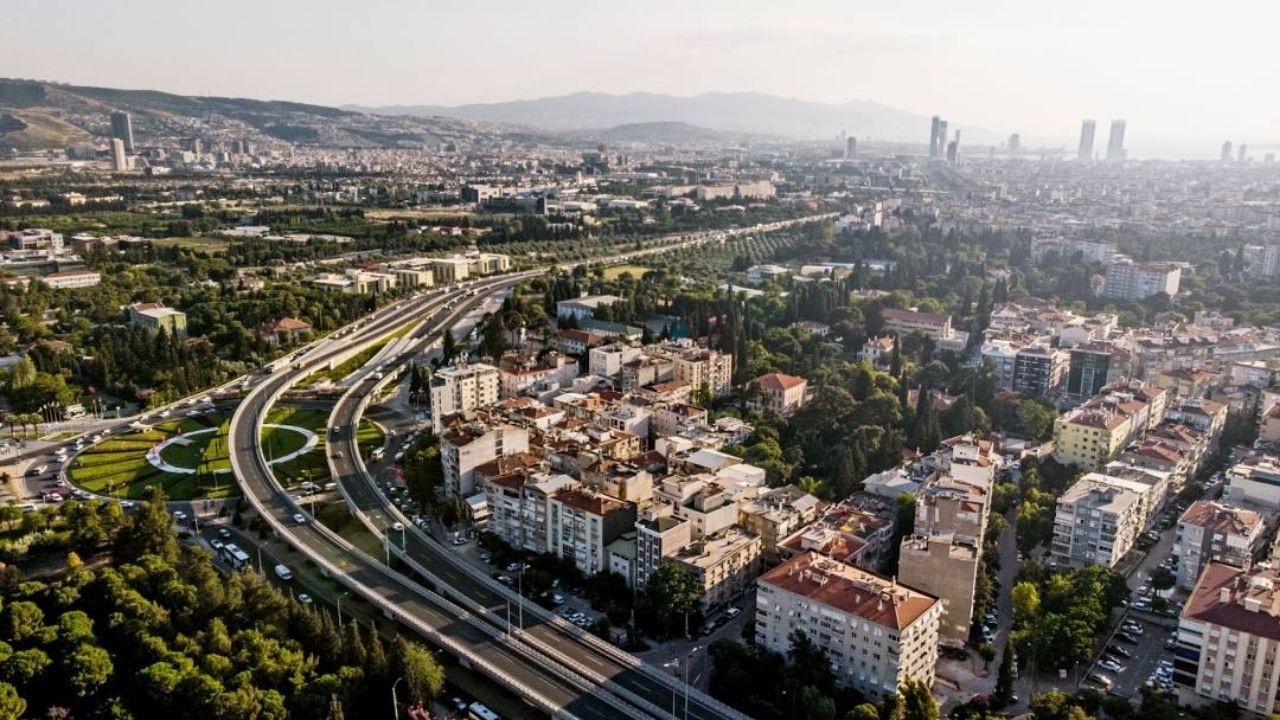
336;591;350;625
683;645;703;720
390;676;404;720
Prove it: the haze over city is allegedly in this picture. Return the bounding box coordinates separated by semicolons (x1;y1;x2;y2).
6;3;1280;720
3;0;1278;157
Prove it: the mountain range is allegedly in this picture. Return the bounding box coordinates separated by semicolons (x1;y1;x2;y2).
0;78;503;152
346;91;977;143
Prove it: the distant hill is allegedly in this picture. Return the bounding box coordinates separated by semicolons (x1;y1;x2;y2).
346;91;987;142
586;121;740;145
0;78;500;151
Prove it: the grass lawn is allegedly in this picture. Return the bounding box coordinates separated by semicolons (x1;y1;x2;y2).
601;264;651;280
67;412;239;500
150;236;230;252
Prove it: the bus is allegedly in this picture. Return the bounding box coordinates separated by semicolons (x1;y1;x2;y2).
220;543;251;570
467;703;500;720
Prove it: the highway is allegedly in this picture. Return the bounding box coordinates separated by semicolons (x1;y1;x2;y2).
229;279;639;720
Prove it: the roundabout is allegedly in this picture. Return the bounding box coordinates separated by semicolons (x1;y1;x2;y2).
148;424;318;474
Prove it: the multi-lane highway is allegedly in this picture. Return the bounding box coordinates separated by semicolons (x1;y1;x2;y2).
229;279;649;720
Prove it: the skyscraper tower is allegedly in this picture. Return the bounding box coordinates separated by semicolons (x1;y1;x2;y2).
1105;119;1126;162
1238;144;1248;163
1221;141;1234;162
946;130;960;165
1078;119;1096;161
845;136;856;159
929;116;941;157
110;111;134;153
1008;133;1022;157
937;120;949;158
109;138;128;172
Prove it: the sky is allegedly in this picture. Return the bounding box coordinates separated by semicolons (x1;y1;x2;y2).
4;0;1277;157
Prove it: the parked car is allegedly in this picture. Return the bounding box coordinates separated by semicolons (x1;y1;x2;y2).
1108;645;1132;659
1096;659;1122;673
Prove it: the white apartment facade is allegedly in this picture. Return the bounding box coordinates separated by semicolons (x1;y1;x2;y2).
429;363;500;433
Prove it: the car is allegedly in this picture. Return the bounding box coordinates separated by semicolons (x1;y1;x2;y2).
274;564;293;581
550;593;565;606
1096;659;1122;673
450;698;467;712
1108;645;1132;659
297;593;313;605
1157;659;1174;670
391;522;405;532
1123;622;1145;635
330;451;343;459
292;513;307;525
172;510;188;523
506;562;524;573
330;426;340;435
451;535;468;546
726;607;742;619
497;575;511;585
1116;632;1138;644
26;465;47;476
480;552;492;563
218;527;232;539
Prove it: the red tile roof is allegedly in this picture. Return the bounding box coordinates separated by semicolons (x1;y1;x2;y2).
759;552;937;631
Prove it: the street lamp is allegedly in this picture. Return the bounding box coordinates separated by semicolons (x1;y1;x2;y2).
336;591;350;625
664;645;704;720
390;676;404;720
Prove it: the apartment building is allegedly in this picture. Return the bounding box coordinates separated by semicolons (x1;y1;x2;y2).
1225;456;1280;511
1174;501;1266;590
1175;563;1280;715
481;465;571;554
1051;473;1151;567
635;510;692;589
898;534;980;646
673;527;763;611
1012;345;1068;396
547;489;637;575
440;416;529;497
1067;344;1116;397
1103;258;1182;301
588;342;642;378
756;552;942;698
1053;407;1133;469
429;363;500;433
656;344;734;398
738;485;824;562
620;356;675;390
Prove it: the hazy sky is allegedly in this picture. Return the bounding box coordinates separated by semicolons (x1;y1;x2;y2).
4;0;1277;155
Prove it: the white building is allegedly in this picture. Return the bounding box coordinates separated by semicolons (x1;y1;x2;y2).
1174;501;1266;590
1176;563;1280;715
756;552;942;697
41;269;101;289
440;419;529;497
429;363;500;433
1102;258;1182;301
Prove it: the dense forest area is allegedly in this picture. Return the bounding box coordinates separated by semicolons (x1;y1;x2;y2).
0;490;444;719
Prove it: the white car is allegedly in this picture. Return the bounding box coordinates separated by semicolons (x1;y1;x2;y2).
391;522;405;532
297;593;313;605
292;513;307;525
1096;659;1122;673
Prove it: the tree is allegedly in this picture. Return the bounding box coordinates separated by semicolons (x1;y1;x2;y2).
994;642;1016;708
112;487;178;563
63;644;113;698
847;703;881;720
0;682;23;720
1150;566;1175;593
643;564;701;638
1016;400;1056;441
440;325;458;365
397;638;444;703
1011;581;1041;628
900;678;940;720
1;602;43;643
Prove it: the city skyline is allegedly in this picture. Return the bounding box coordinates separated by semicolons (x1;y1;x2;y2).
3;0;1278;158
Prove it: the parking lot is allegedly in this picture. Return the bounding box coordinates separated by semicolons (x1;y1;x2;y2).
1085;614;1179;697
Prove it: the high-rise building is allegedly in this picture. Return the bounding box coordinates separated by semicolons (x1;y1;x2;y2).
937;120;949;158
1007;133;1021;157
929;116;941;157
1102;257;1181;301
946;130;959;166
1078;119;1097;160
110;111;134;153
1238;144;1248;163
1105;119;1126;162
1067;344;1113;397
109;138;128;172
845;136;856;158
428;362;500;432
1221;141;1234;162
